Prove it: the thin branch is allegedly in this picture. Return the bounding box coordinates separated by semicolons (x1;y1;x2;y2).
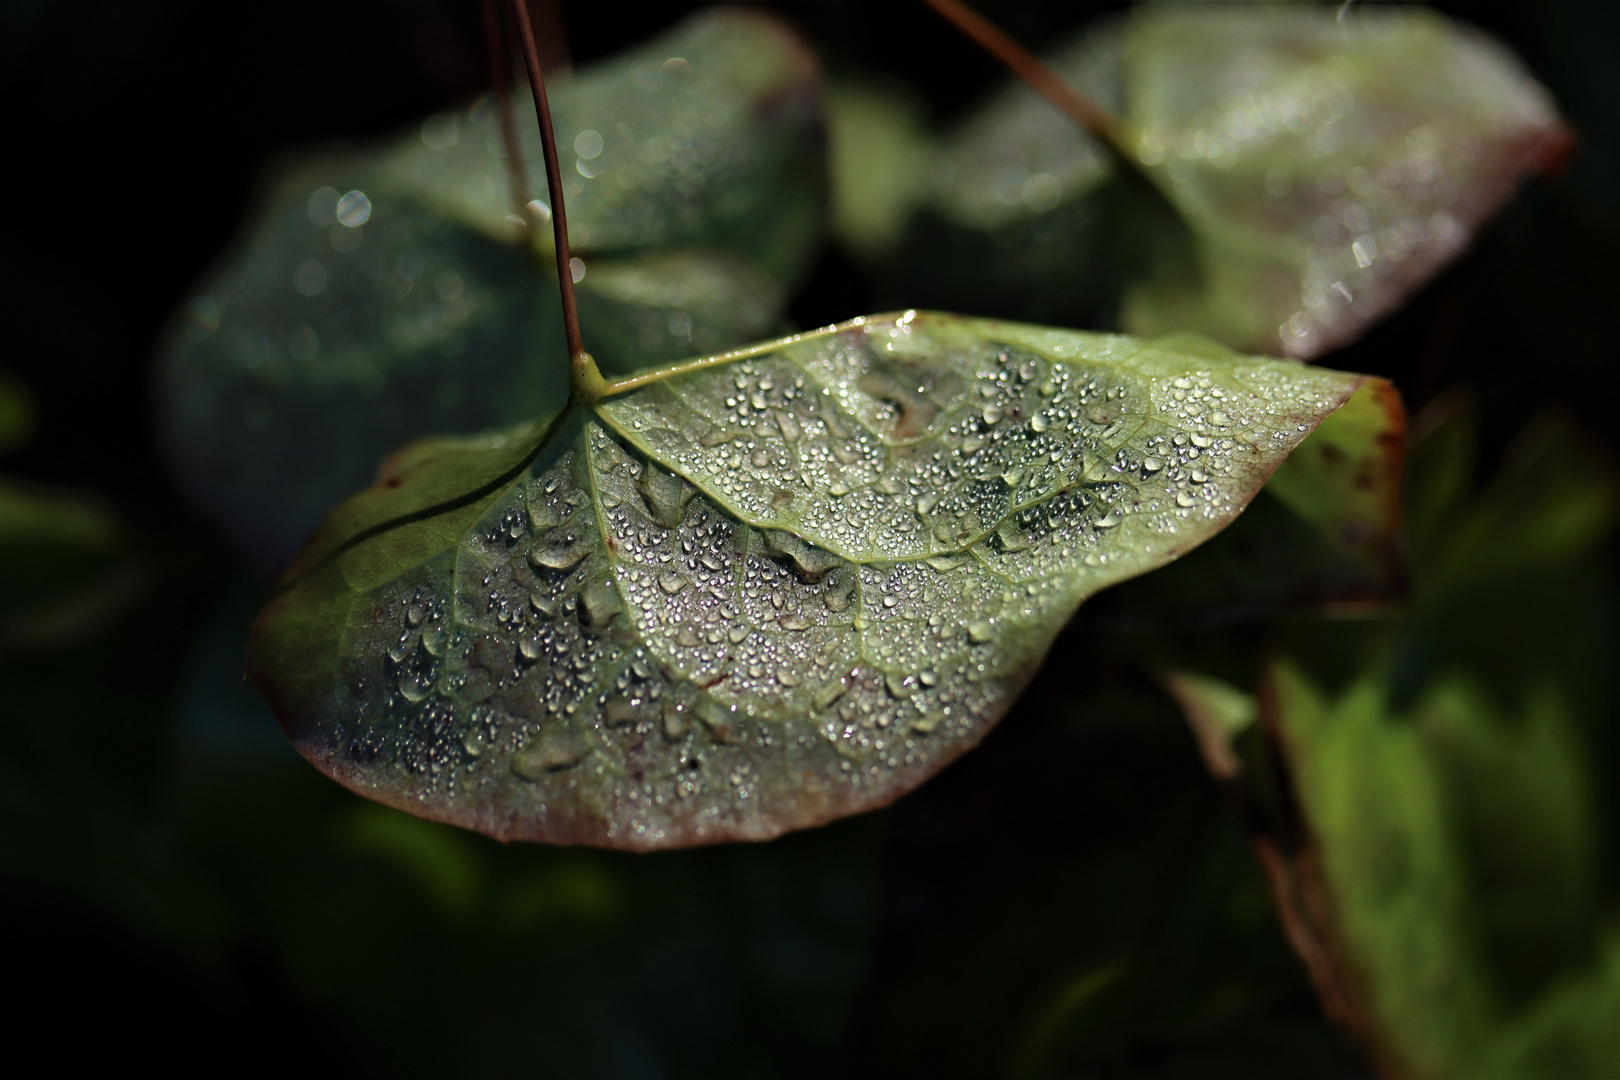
507;0;603;402
918;0;1123;150
480;0;533;237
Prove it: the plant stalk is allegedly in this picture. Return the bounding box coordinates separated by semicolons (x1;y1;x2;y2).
480;0;533;238
918;0;1126;153
508;0;603;403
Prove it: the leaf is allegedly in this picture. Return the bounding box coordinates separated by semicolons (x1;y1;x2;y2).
875;22;1136;329
825;79;935;263
1082;353;1406;627
160;157;564;570
1262;663;1615;1080
249;312;1373;849
1119;4;1570;358
571;251;785;369
0;467;145;653
1165;408;1620;1079
159;9;826;570
381;8;825;284
884;6;1564;359
0;367;146;651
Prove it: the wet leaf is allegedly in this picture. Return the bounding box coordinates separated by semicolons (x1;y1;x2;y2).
382;8;825;283
887;5;1564;358
249;312;1373;849
160;157;563;570
1120;4;1569;358
159;9;825;570
877;23;1133;329
1083;350;1405;627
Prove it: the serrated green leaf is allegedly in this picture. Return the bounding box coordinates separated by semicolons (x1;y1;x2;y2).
249;312;1370;849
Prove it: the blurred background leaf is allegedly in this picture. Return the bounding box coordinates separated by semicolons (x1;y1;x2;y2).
158;8;825;572
1165;403;1620;1079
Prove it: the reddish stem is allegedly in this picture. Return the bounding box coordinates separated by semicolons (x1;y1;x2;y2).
507;0;592;390
919;0;1122;148
480;0;532;228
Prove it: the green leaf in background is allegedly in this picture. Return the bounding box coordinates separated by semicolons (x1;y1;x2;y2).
249;312;1376;848
859;4;1564;358
0;371;146;652
381;8;825;284
1119;3;1570;359
1165;406;1620;1079
867;22;1134;330
158;9;825;570
571;251;786;370
825;79;936;264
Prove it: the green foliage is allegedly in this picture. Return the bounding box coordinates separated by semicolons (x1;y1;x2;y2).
160;8;824;569
1167;406;1620;1079
249;314;1374;847
0;370;144;652
6;1;1614;1074
1084;375;1404;630
845;4;1566;359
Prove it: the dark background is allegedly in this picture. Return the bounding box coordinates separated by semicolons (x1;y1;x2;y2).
1;1;1615;1076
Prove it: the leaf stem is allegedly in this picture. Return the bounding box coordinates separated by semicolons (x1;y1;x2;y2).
508;0;604;404
599;315;886;398
918;0;1126;153
480;0;533;241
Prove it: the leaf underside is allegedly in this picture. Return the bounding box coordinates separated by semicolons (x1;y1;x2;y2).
250;313;1369;849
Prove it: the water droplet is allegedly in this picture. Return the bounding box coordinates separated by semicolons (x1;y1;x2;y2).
814;680;848;711
511;730;587;779
574;129;604;159
335;190;372;227
529;532;590;570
